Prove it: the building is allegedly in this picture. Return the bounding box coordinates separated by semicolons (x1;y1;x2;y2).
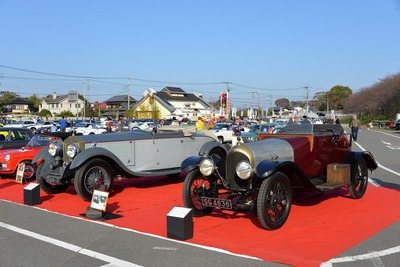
39;91;85;116
102;95;137;118
1;99;35;115
133;86;215;120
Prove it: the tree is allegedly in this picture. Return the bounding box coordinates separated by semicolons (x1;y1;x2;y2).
0;91;20;106
329;85;352;110
275;98;290;109
25;94;42;112
59;110;74;118
38;109;52;117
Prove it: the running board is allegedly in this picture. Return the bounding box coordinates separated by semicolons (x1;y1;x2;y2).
316;183;346;190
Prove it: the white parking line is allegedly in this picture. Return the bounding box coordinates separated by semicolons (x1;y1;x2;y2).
352;140;400;178
0;221;142;267
320;245;400;266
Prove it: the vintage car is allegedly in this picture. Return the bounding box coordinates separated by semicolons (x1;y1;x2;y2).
32;126;228;201
0;135;51;180
181;124;378;230
241;123;276;143
0;127;34;150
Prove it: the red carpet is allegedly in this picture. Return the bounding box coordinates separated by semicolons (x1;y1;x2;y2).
1;175;400;267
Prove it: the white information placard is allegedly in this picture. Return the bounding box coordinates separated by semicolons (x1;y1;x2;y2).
167;206;192;218
90;190;109;212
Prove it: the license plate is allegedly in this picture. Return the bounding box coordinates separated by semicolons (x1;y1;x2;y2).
201;197;232;209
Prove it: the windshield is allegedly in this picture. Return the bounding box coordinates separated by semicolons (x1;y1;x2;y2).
26;136;51;148
274;124;344;136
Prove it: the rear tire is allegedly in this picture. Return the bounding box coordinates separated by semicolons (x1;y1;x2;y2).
348;158;368;199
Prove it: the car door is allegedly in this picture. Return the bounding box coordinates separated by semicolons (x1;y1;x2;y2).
155;135;185;170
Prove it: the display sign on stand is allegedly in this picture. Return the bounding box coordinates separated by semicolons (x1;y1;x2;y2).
15;163;25;184
23;183;40;205
166;206;193;240
86;189;109;219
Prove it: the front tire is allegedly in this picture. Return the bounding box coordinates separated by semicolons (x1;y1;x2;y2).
182;169;218;216
348;158;368;199
74;159;114;201
37;163;70;194
257;172;292;230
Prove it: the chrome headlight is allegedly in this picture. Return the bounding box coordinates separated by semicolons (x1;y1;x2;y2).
4;154;10;162
48;143;61;157
199;158;216;176
66;143;79;159
236;160;253;180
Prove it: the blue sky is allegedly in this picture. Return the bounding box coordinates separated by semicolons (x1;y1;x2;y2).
1;0;399;111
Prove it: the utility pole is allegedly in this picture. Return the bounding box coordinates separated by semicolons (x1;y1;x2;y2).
304;86;309;115
127;78;131;114
210;95;212;119
84;79;90;119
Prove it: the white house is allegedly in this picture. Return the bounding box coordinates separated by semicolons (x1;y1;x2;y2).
133;87;216;120
39;91;85;116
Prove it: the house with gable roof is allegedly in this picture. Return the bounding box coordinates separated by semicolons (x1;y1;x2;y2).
39;91;85;116
102;95;137;117
133;86;215;119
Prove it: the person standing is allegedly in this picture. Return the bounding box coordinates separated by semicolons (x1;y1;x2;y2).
106;117;113;132
195;117;205;130
59;116;67;132
349;115;361;142
231;116;244;146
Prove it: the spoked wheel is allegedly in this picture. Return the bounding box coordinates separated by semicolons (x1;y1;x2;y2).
74;159;114;201
257;172;292;230
182;169;218;216
348;158;368;199
37;163;69;194
22;161;36;181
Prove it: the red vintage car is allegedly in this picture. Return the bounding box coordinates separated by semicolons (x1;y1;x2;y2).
0;136;51;180
181;124;378;230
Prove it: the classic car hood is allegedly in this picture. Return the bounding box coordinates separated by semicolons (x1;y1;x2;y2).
231;136;311;167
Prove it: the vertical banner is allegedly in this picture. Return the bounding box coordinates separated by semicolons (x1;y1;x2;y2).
220;92;227;116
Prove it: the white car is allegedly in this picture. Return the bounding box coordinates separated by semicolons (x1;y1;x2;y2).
80;125;107;135
209;123;233;143
5;120;36;128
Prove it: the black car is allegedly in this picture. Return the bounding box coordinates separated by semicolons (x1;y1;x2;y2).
0;127;34;150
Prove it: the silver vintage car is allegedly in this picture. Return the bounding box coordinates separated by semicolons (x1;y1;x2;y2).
33;126;228;201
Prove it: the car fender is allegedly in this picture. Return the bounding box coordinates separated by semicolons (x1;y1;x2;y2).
32;147;50;165
255;160;316;190
181;156;203;173
69;147;127;171
342;150;378;180
256;160;305;179
198;141;229;156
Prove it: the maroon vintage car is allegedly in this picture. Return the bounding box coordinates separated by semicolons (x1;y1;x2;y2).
181;124;378;230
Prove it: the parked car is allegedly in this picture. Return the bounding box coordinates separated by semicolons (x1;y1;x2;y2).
32;126;229;201
241;123;276;143
181;124;378;230
209;122;249;143
4;120;36;128
0;127;34;150
25;120;54;132
0;135;52;180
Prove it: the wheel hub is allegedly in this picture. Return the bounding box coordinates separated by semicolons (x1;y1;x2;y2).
95;177;104;185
